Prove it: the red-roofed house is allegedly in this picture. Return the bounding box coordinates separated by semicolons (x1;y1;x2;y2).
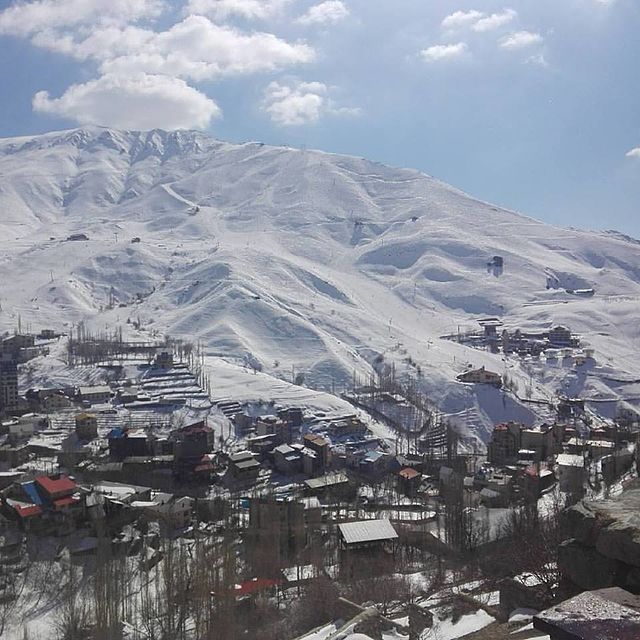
234;578;280;598
11;501;42;519
35;475;77;501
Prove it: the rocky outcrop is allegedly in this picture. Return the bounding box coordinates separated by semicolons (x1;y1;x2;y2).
560;486;640;592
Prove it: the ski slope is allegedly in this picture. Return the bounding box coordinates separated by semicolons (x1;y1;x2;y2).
1;126;639;446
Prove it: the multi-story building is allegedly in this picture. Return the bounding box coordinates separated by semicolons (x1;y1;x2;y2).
75;413;98;440
488;422;523;465
0;352;19;415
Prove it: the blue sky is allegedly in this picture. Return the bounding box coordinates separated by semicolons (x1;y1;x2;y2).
1;0;639;235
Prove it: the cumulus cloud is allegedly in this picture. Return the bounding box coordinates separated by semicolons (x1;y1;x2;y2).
472;9;517;32
420;42;467;63
99;16;315;81
626;148;640;159
0;0;163;36
441;10;483;31
23;16;315;80
33;73;221;130
500;30;543;50
263;80;359;125
1;0;317;131
297;0;349;26
184;0;291;21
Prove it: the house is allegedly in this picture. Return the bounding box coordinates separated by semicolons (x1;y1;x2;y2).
4;413;47;443
520;426;555;462
328;416;368;438
338;519;398;551
108;427;151;459
256;415;291;444
548;325;572;347
398;467;422;497
1;334;35;354
303;433;331;470
0;353;19;415
173;421;213;460
301;447;320;477
91;481;152;504
488;422;523;465
566;437;615;460
40;390;72;412
229;450;260;480
357;450;390;478
556;453;584;495
273;443;303;474
457;366;502;388
304;472;353;498
130;492;193;530
35;474;78;502
77;385;111;405
246;496;307;568
483;473;513;506
75;413;98;440
4;474;82;532
278;407;304;427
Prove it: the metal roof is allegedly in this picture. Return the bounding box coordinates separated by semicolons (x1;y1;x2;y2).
339;519;398;545
78;385;111;395
304;472;349;489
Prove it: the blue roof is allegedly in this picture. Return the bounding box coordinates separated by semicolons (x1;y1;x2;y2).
108;427;125;439
363;450;384;463
22;481;43;505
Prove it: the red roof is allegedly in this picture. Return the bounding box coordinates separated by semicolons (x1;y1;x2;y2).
35;475;77;496
53;496;80;509
234;578;280;596
399;467;421;480
15;504;42;518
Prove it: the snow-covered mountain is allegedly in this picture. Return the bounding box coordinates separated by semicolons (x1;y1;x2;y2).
1;126;640;445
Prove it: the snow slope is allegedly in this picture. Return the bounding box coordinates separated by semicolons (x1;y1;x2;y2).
1;126;639;445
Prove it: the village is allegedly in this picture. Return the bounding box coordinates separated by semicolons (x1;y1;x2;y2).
444;319;593;365
1;327;640;640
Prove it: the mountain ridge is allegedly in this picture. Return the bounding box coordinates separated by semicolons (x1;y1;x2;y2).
1;126;639;445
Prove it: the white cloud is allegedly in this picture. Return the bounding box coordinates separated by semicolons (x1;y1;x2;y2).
97;16;314;81
33;73;221;130
3;0;319;131
31;24;153;61
441;10;483;31
0;0;163;36
184;0;291;21
626;148;640;159
297;1;349;26
500;30;543;50
420;42;467;62
472;9;517;32
263;80;359;125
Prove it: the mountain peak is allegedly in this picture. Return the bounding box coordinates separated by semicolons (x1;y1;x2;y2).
0;126;217;161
